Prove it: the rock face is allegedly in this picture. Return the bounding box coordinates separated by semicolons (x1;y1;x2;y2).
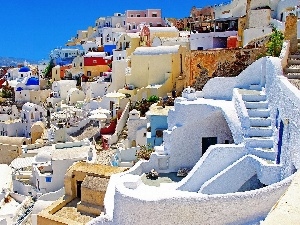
185;47;266;90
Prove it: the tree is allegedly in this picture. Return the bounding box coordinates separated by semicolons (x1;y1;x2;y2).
266;28;284;57
44;59;55;79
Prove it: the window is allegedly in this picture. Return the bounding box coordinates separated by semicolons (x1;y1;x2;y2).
130;14;134;17
152;13;157;17
93;60;97;63
45;177;52;182
87;71;91;76
156;130;163;138
143;133;146;137
137;14;140;17
149;23;153;27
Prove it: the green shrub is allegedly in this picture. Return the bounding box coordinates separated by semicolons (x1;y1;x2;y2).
266;28;284;57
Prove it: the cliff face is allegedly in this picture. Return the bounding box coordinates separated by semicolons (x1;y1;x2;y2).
185;47;266;90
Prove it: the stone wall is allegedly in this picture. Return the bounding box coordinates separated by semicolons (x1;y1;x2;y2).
0;144;21;164
185;47;266;90
284;14;298;54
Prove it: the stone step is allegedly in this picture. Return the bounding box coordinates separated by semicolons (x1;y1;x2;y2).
249;117;271;127
250;148;276;161
242;93;267;102
244;101;268;109
248;126;273;137
288;59;300;65
248;84;262;91
286;73;300;79
284;67;300;74
245;137;273;148
289;54;300;59
248;108;270;118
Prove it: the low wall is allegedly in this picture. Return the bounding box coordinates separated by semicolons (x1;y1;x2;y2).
87;174;292;225
176;144;246;192
108;102;130;145
38;188;65;201
201;57;265;100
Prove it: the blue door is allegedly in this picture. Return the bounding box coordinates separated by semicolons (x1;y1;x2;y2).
276;120;284;164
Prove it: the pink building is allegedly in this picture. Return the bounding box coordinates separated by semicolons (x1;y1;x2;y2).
125;9;166;32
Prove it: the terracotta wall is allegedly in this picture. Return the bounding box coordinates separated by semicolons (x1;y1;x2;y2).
185;47;266;90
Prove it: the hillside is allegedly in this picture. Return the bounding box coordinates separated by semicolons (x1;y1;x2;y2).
0;57;38;67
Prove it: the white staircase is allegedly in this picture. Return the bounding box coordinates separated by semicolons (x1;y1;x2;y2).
240;88;275;161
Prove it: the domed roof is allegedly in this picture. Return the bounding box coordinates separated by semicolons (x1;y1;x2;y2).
19;67;31;73
25;77;39;86
35;151;52;163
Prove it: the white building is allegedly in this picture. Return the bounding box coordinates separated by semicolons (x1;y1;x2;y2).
6;68;19;81
47;80;77;107
12;140;97;196
49;48;82;60
20;102;45;138
0;164;33;225
87;45;300;224
66;88;85;105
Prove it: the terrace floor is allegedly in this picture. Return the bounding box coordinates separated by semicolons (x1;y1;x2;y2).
141;172;184;187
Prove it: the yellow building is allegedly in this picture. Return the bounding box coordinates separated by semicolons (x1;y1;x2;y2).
51;65;72;82
37;161;126;225
126;45;186;98
83;52;112;79
140;26;179;47
0;136;30;164
116;33;141;57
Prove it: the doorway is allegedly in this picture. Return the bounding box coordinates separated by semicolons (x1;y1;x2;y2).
76;181;83;198
202;137;217;155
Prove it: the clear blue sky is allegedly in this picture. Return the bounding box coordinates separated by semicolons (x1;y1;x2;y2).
0;0;224;61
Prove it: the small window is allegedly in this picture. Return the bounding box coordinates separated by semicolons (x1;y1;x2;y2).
152;13;157;17
130;14;134;17
143;133;146;137
137;14;140;17
93;60;97;63
156;130;163;137
45;177;52;182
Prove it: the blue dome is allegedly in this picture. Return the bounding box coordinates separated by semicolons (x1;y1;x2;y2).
19;67;31;72
25;77;39;86
16;87;23;91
